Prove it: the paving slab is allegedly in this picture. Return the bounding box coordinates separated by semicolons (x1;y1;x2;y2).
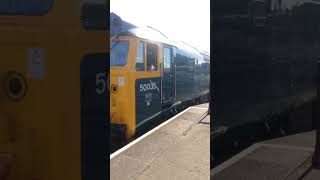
111;104;210;180
262;131;316;149
212;131;317;180
122;131;177;163
158;119;195;135
187;107;208;113
304;169;320;180
201;115;210;124
193;103;209;108
110;154;149;180
135;124;210;180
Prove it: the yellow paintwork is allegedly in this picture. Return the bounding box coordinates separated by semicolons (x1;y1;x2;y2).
110;36;162;139
0;1;107;180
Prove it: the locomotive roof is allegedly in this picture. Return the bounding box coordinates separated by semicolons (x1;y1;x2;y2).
117;27;177;47
111;12;207;60
115;27;202;57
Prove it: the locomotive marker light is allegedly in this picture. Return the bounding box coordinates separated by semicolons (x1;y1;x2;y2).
111;84;118;94
3;71;27;101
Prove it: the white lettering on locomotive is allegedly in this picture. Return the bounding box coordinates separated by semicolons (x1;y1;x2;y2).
139;80;159;92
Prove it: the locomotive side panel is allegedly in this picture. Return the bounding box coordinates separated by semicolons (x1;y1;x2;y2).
135;77;161;128
213;0;319;128
175;49;198;102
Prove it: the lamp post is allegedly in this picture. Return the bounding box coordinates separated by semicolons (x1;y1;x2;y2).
312;60;320;169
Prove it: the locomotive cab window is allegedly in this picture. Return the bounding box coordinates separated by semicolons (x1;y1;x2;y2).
163;47;171;69
110;41;130;67
146;43;158;71
81;0;107;30
0;0;53;15
136;41;145;71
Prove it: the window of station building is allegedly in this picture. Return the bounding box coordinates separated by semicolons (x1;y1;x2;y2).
81;0;107;30
136;42;145;71
147;43;158;71
0;0;53;15
110;41;130;67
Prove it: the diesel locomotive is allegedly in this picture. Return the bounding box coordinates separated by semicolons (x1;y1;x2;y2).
212;0;320;165
110;13;210;140
0;1;108;180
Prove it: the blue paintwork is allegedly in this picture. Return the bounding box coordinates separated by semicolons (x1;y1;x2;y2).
135;77;162;127
132;29;210;129
212;0;320;128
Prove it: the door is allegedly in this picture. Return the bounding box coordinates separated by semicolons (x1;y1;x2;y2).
162;46;175;102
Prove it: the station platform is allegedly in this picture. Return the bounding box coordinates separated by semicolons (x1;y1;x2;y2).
212;130;320;180
110;103;210;180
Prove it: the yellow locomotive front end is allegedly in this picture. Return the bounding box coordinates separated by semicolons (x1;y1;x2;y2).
110;32;163;140
110;14;180;142
110;36;137;139
0;1;108;180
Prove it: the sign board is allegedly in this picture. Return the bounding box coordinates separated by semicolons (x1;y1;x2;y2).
27;48;44;79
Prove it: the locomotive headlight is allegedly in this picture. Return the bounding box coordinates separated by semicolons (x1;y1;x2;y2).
3;71;27;101
111;84;118;94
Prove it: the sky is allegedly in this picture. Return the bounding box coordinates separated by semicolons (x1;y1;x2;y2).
110;0;210;53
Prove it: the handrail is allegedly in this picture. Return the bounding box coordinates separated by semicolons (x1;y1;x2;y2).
160;62;163;103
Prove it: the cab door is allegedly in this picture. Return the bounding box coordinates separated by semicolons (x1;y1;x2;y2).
162;45;175;103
